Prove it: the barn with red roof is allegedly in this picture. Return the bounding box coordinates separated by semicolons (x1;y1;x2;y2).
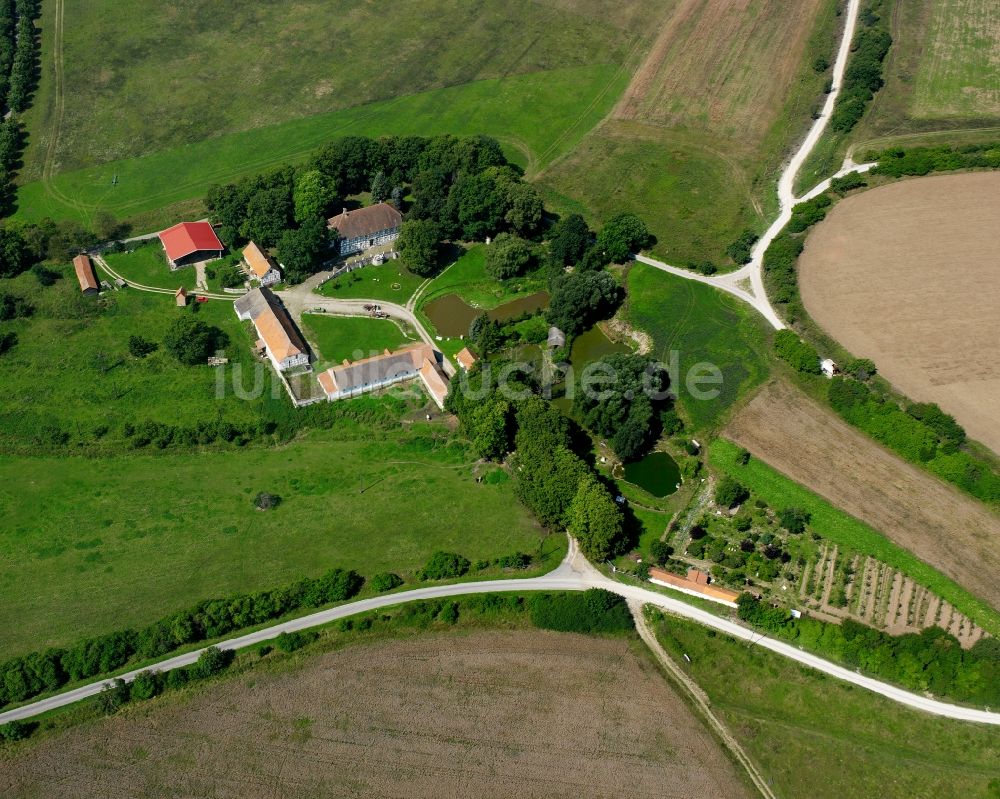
158;222;224;269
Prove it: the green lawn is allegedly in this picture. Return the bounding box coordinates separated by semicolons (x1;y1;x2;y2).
624;263;771;432
0;269;269;442
653;614;1000;799
710;438;1000;636
0;424;556;657
301;313;412;368
102;244;207;292
317;261;425;304
17;65;629;230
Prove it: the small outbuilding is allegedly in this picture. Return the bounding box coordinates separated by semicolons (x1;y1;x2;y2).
73;254;99;295
159;221;224;269
547;326;566;349
175;286;188;307
455;347;478;372
820;358;839;378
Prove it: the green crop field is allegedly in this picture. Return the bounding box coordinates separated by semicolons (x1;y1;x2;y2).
317;262;426;304
654;614;1000;799
710;439;1000;636
0;424;556;657
301;314;413;368
624;263;770;432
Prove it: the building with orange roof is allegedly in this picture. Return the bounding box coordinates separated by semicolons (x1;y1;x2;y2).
242;241;281;286
175;286;187;307
648;567;741;607
317;342;449;408
73;254;99;295
455;347;477;372
234;287;310;372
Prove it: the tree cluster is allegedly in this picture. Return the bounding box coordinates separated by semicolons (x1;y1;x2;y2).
572;353;671;461
447;372;631;561
827;375;999;502
546;269;621;338
162;315;228;365
830;2;892;133
726;229;758;265
0;568;363;709
4;0;39;114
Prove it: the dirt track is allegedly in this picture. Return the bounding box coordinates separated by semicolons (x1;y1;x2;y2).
0;630;753;799
726;380;1000;612
799;171;1000;455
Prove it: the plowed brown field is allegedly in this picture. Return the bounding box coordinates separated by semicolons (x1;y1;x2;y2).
0;631;754;799
726;380;1000;612
799;172;1000;455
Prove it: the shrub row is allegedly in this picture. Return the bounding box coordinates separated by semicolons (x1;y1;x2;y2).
737;594;1000;706
0;567;363;710
773;329;820;374
871;142;1000;178
830;2;892;134
529;589;634;634
829;377;1000;502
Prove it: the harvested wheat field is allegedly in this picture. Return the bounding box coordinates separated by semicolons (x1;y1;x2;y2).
0;630;754;799
726;380;1000;612
799;172;1000;455
614;0;826;144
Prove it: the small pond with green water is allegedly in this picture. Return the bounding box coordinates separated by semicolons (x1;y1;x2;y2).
622;451;682;498
423;291;549;338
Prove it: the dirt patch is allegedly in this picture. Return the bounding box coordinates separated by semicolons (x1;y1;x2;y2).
799;172;1000;455
0;630;754;799
726;379;1000;612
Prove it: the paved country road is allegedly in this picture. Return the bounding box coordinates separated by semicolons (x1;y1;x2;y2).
3;544;998;727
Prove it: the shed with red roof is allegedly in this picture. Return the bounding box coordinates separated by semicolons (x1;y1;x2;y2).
159;222;224;269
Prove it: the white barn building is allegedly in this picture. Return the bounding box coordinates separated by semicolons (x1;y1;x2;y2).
327;203;402;256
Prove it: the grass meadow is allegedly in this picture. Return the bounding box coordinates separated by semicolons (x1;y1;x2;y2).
0;425;554;657
654;614;1000;799
18;65;628;231
0;268;269;438
624;263;771;432
300;314;413;368
710;438;1000;636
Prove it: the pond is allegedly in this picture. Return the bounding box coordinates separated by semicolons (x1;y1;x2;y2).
569;325;628;366
622;451;682;498
423;291;549;338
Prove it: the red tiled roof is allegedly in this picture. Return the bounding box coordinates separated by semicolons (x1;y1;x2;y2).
159;222;224;262
73;254;99;292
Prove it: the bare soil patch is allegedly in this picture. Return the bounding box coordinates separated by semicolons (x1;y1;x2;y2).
726;380;1000;612
799;172;1000;455
0;630;754;799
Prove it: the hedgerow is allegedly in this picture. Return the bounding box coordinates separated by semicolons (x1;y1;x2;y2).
529;589;633;634
830;2;892;134
737;594;1000;706
0;567;363;710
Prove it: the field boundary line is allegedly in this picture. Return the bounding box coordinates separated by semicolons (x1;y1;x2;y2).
631;602;779;799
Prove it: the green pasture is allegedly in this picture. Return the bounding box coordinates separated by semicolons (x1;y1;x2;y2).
0;425;555;657
17;65;627;230
419;245;546;309
654;615;1000;799
317;261;425;304
624;263;770;432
